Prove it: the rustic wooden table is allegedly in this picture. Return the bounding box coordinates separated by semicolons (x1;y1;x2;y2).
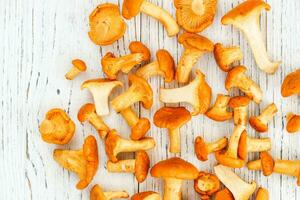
1;0;300;199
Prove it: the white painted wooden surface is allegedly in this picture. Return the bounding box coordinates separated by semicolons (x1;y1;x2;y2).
0;0;300;199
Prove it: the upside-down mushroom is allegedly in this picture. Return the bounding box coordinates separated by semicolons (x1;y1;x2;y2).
105;130;155;163
215;188;234;200
65;59;87;80
122;0;179;36
221;0;280;74
81;79;123;116
214;165;257;200
101;42;151;80
160;70;212;115
228;96;250;126
176;33;214;83
150;157;199;200
136;49;175;82
226;66;263;104
255;187;269;200
286;113;300;133
107;150;150;183
194;136;228;162
90;184;129;200
281;68;300;97
194;171;220;199
88;3;127;46
131;191;161;200
39;108;75;145
249;103;278;133
153;107;191;153
214;43;243;72
78;103;110;139
174;0;217;33
53;135;98;189
205;94;233;122
215;125;245;168
110;74;153;112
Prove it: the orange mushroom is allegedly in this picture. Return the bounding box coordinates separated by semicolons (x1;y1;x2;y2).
255;187;269;200
281;68;300;97
90;184;129;200
215;188;234;200
205;94;233;122
286;113;300;133
53;135;98;189
39;108;75;145
88;3;126;46
65;59;87;80
131;191;161;200
228;96;250;126
194;171;220;199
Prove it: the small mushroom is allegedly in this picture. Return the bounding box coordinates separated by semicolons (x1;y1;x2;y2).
90;184;129;200
286;113;300;133
221;0;280;74
226;66;263;104
110;74;153;112
160;70;212;115
107;150;150;183
228;96;251;126
65;59;87;80
214;165;257;200
150;157;199;200
281;68;300;97
174;0;217;33
53;135;98;189
120;107;150;140
214;43;243;72
131;191;161;200
122;0;179;36
88;3;127;46
136;49;175;82
101;42;151;80
194;136;228;162
249;103;278;133
194;171;220;199
77;103;110;139
81;79;123;116
105;130;155;163
215;188;234;200
39;108;75;145
205;94;233;122
175;33;214;83
153;107;191;153
255;187;269;200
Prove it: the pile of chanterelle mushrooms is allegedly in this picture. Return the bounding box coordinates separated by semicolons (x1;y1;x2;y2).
39;0;300;199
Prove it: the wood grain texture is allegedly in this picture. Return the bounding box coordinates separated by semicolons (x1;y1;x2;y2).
0;0;299;199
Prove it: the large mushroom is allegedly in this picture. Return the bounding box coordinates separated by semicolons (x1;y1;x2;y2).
281;68;300;97
153;107;191;153
286;113;300;133
221;0;280;74
205;94;233;122
150;157;199;200
90;184;129;200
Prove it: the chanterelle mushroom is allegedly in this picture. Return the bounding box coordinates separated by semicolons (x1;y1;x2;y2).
174;0;217;33
136;49;175;82
281;68;300;97
214;165;257;200
194;171;220;199
122;0;179;36
205;94;233;122
150;157;199;200
286;113;300;133
175;33;214;83
221;0;280;74
226;66;263;104
53;135;98;189
160;70;212;115
215;188;234;200
107;150;150;183
39;108;75;145
153;107;191;153
65;59;87;80
255;187;269;200
228;96;251;126
88;3;126;46
90;184;129;200
131;191;161;200
101;41;151;80
81;79;123;116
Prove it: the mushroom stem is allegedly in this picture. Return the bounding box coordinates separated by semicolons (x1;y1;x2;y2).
65;66;81;80
112;87;142;111
89;113;110;138
136;61;163;80
247;137;271;152
226;125;245;158
118;137;155;153
140;1;179;36
163;178;183;200
160;83;193;104
233;107;248;126
120;107;139;127
257;103;278;123
206;137;228;153
104;191;130;199
191;0;205;15
169;128;181;153
120;53;145;73
107;159;136;173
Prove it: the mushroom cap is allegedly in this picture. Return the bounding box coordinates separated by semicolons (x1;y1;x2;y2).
81;78;122;89
281;68;300;97
72;59;87;71
135;151;150;183
215;150;245;168
237;131;248;160
228;96;250;108
105;130;121;162
194;171;221;197
195;70;212;115
260;151;274;176
150;157;198;180
77;103;96;122
286;113;300;133
122;0;144;19
88;3;126;46
178;32;214;51
131;118;151;141
194;136;208;161
225;65;247;90
131;191;161;200
90;185;106;200
215;188;234;200
129;41;151;61
249;116;268;132
221;0;271;25
205;94;233;122
174;0;217;33
153;107;191;129
156;50;175;83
